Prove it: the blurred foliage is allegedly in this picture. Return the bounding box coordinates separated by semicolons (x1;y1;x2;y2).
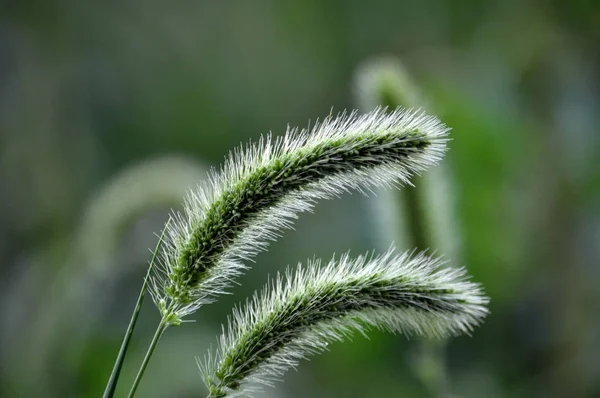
1;1;599;397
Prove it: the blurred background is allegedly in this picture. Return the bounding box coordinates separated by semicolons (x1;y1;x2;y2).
1;1;599;397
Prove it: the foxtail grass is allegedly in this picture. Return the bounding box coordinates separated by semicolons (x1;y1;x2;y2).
201;250;488;398
102;107;488;398
151;108;449;323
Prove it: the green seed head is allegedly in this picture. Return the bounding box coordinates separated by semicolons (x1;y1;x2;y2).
200;250;488;397
149;108;449;320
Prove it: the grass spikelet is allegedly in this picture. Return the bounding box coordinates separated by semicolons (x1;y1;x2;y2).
151;108;450;321
201;249;488;397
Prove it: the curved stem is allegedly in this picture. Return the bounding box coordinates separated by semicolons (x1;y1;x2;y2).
127;321;169;398
102;217;171;398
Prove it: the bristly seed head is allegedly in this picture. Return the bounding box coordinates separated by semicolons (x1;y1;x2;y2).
150;107;450;321
200;249;488;397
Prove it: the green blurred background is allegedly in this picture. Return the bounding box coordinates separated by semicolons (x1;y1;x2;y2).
1;1;599;397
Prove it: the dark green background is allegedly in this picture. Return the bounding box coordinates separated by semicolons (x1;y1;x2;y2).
1;1;599;397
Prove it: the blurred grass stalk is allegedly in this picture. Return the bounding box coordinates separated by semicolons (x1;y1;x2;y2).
16;157;206;397
355;57;462;397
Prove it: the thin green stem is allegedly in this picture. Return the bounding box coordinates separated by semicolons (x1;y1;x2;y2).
402;181;429;250
127;320;169;398
102;217;171;398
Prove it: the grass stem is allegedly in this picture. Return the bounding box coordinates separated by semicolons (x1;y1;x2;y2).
127;320;169;398
102;217;170;398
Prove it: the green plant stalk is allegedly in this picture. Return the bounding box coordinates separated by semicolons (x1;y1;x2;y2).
102;217;171;398
403;180;429;250
127;320;169;398
355;57;453;397
404;180;450;396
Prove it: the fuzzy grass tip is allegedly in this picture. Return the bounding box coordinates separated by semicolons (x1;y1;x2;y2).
201;249;488;397
150;108;449;322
